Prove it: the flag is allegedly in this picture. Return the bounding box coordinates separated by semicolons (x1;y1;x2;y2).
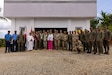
30;27;32;33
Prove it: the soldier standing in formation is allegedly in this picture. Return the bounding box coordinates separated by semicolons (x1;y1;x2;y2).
94;27;104;54
43;31;48;49
54;30;61;50
62;31;68;50
59;30;63;50
79;30;86;52
68;31;72;51
84;29;90;53
38;31;44;50
17;31;25;52
88;27;96;53
72;31;77;51
103;26;111;54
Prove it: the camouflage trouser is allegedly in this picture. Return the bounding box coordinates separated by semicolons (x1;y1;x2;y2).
93;40;97;53
54;40;60;50
39;40;43;49
34;41;39;50
81;41;86;52
43;41;47;49
68;42;72;51
62;41;68;50
85;41;89;52
96;41;103;54
73;46;83;53
103;39;109;53
18;42;24;51
89;41;94;52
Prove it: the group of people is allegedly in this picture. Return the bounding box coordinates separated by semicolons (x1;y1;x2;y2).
5;26;111;55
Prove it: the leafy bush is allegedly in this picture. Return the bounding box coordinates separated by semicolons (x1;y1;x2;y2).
0;39;5;47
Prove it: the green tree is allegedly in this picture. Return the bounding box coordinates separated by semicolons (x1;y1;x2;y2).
90;18;99;29
99;11;110;26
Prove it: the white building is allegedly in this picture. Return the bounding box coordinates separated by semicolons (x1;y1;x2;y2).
4;0;97;34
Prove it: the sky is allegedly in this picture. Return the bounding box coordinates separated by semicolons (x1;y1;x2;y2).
97;0;112;17
0;0;112;38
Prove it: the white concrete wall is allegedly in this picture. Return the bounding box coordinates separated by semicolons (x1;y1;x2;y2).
71;19;90;31
4;2;96;18
11;18;34;34
11;18;90;34
34;18;68;28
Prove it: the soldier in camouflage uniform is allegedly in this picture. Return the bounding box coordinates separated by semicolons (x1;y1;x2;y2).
17;31;25;51
68;31;72;51
53;29;57;49
62;31;68;50
79;30;86;52
54;30;61;50
72;31;77;51
94;27;104;54
85;29;90;53
59;30;63;50
38;30;44;50
88;27;96;53
103;26;111;54
43;31;48;49
73;37;83;53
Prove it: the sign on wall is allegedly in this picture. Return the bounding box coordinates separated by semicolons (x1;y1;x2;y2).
0;0;4;16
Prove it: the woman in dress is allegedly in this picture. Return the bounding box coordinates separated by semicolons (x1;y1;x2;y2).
47;30;53;50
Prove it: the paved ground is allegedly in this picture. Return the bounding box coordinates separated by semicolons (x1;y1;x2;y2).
0;47;112;75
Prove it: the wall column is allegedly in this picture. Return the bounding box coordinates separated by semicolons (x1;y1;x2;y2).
67;19;72;32
85;19;90;30
31;18;35;31
11;18;16;34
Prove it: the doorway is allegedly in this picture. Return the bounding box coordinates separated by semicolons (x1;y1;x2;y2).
35;28;67;33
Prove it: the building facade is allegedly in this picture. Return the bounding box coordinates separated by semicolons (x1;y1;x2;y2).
4;0;97;34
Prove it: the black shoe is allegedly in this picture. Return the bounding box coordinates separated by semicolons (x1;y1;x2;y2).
94;52;96;54
87;51;91;53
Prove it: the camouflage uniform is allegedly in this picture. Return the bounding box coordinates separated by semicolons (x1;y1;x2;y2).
73;39;83;53
68;31;72;51
59;30;63;49
88;28;96;53
53;30;57;49
84;30;90;53
54;31;61;50
62;31;68;50
95;28;104;54
72;32;78;51
79;30;85;52
38;31;44;49
43;32;48;49
17;33;25;51
103;27;111;54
